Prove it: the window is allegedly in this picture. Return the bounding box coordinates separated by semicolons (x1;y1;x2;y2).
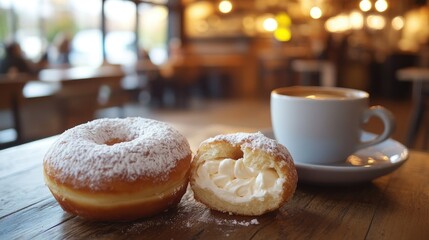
0;0;169;66
139;3;168;64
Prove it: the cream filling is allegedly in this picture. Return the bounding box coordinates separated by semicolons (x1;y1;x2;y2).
44;175;186;208
196;158;284;203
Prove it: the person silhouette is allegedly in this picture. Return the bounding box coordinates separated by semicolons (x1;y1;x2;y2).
0;41;36;75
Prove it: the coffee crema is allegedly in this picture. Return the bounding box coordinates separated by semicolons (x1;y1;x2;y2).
276;90;352;100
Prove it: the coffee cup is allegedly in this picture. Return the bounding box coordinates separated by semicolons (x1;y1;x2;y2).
270;86;395;165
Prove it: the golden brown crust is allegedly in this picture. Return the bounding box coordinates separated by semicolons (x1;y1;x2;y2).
50;177;188;221
44;155;191;221
44;154;191;221
190;133;297;216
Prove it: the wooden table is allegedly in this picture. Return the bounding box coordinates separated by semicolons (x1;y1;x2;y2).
291;59;337;87
1;124;428;239
38;65;125;82
39;65;127;129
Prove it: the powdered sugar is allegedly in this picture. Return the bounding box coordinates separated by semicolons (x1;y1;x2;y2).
214;218;259;226
44;117;191;190
201;132;292;164
123;189;260;235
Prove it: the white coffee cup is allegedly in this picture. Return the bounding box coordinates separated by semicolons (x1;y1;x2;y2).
270;86;395;165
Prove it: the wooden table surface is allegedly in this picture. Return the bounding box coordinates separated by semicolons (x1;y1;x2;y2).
38;65;125;82
396;67;429;148
396;67;429;82
0;124;428;240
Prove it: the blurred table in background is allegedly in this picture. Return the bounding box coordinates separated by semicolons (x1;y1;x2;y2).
291;59;336;87
397;67;429;149
39;65;127;129
0;65;127;147
257;47;312;97
38;65;124;82
148;54;245;107
189;54;244;99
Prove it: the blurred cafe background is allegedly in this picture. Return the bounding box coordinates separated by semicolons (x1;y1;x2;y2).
1;0;429;150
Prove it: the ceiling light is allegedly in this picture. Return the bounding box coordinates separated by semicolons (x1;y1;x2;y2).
359;0;372;12
263;17;278;32
349;11;364;30
366;14;386;30
310;6;322;19
274;28;291;42
375;0;388;12
219;0;233;14
391;16;404;30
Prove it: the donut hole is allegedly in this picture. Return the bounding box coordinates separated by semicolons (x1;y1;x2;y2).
104;138;129;146
90;124;137;146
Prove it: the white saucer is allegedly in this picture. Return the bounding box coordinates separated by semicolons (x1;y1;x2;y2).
264;130;409;185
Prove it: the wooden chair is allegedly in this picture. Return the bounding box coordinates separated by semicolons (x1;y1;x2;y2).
97;75;129;117
171;63;201;108
0;80;26;148
54;75;128;130
54;78;103;130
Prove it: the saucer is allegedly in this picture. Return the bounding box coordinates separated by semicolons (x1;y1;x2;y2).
264;130;409;185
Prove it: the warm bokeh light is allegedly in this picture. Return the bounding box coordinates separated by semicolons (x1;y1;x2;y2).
195;20;209;33
375;0;388;13
366;14;386;30
276;12;291;27
263;17;278;32
359;0;371;12
324;18;336;32
325;14;350;33
391;16;404;30
242;16;255;35
218;0;233;14
400;7;429;51
274;28;291;42
349;11;364;30
310;6;322;19
187;1;213;19
273;13;291;42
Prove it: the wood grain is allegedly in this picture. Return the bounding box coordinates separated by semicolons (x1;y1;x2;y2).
365;151;429;239
0;136;56;178
0;166;51;218
1;133;429;239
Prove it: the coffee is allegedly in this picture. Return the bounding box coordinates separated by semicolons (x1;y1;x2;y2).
288;92;348;100
273;88;362;100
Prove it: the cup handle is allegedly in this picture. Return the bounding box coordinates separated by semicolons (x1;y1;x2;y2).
355;106;395;151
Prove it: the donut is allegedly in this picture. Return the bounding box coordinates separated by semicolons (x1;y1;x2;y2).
190;132;297;216
43;117;192;221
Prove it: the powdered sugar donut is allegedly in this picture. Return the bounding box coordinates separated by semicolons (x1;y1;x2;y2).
190;132;297;216
43;117;192;221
